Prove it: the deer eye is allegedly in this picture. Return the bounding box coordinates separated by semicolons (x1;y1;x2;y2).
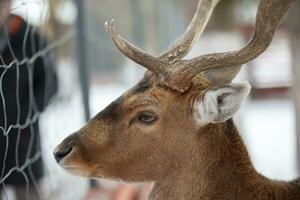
136;111;157;124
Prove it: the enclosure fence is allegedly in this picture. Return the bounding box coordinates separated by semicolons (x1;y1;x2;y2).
0;0;90;199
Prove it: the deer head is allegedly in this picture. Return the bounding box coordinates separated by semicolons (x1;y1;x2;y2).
54;0;295;186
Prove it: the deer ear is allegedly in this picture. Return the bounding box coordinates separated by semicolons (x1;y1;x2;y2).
196;82;251;123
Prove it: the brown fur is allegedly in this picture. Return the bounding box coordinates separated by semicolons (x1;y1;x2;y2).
55;72;300;199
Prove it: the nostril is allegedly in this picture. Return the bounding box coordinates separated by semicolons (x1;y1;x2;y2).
54;146;73;163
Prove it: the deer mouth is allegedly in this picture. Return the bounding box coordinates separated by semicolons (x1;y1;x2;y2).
53;147;90;176
53;140;96;177
63;166;91;177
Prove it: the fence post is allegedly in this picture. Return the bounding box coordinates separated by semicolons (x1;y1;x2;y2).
75;0;97;188
75;0;90;129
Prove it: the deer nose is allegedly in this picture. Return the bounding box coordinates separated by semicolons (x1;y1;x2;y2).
53;146;73;163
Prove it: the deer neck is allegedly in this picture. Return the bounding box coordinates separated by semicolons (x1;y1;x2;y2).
149;119;264;200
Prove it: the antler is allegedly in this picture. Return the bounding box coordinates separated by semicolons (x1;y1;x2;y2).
169;0;296;90
105;0;295;93
105;0;220;90
105;20;167;77
158;0;220;63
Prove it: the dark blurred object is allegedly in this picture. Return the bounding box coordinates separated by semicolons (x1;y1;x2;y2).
0;13;57;199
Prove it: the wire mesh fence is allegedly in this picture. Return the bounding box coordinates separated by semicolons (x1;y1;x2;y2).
0;0;89;199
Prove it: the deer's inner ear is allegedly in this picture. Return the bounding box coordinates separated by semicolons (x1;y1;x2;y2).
195;82;251;124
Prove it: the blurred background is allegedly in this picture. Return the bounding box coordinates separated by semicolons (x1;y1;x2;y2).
0;0;300;199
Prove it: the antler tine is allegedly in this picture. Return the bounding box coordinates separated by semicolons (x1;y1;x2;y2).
159;0;220;63
105;19;167;76
172;0;296;90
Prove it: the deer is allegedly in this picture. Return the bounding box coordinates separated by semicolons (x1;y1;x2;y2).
53;0;299;199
